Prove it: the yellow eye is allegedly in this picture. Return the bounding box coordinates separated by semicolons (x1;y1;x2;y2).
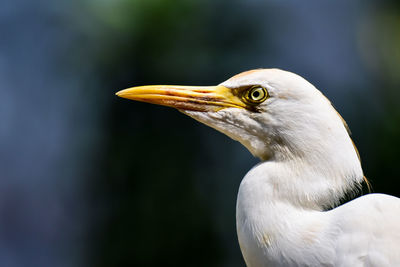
244;86;268;104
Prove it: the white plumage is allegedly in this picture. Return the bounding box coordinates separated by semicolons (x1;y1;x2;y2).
117;69;400;266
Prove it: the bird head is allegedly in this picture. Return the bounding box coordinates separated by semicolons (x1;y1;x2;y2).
117;69;358;164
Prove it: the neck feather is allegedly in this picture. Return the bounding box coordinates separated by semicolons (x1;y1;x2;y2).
249;119;364;210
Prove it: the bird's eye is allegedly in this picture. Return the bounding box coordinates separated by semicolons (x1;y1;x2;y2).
244;86;268;104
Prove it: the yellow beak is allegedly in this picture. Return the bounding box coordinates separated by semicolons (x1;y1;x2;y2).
116;85;245;112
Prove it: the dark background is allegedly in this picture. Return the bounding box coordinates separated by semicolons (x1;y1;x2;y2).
1;0;400;266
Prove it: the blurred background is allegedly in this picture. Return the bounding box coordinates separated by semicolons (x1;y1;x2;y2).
1;0;400;266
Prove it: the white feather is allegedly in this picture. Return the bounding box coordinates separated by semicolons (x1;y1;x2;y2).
183;69;400;266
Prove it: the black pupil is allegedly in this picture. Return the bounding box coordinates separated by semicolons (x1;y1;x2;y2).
252;90;260;98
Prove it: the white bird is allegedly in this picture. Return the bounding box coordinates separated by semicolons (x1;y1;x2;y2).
116;69;400;266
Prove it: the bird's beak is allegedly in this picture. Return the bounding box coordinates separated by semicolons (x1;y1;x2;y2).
116;85;245;112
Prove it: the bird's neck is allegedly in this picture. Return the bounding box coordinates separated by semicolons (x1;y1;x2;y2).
247;103;365;209
240;121;364;211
